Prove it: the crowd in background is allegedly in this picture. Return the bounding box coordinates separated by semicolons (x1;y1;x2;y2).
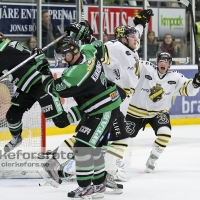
3;0;200;65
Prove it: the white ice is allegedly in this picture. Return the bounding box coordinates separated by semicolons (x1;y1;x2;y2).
0;124;200;200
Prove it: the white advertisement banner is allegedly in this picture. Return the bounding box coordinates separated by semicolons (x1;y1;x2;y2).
158;8;186;38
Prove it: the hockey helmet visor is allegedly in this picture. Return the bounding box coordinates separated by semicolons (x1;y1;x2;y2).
157;52;172;65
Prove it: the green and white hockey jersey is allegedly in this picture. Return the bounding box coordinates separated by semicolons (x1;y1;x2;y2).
43;41;122;116
0;39;43;93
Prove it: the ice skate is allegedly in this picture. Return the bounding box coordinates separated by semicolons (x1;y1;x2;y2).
105;172;123;194
68;185;93;200
4;134;22;153
37;157;62;188
144;153;158;173
92;182;106;199
113;167;128;182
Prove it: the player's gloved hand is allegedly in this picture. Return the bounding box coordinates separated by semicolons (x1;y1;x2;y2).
79;20;95;44
133;9;154;28
64;21;95;44
192;73;200;88
32;48;51;76
2;69;13;82
64;22;89;40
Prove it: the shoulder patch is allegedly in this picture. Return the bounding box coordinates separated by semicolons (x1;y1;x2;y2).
145;75;152;80
125;51;131;56
168;81;176;84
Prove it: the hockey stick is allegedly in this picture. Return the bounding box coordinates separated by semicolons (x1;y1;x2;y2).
178;0;200;72
0;33;67;82
80;0;84;22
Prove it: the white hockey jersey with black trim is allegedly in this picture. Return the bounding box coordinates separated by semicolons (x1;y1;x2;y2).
102;25;143;97
127;61;199;118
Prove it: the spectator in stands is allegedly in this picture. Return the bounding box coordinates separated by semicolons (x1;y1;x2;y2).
103;31;109;43
158;33;181;59
33;10;61;58
25;36;37;51
195;21;200;54
147;30;159;61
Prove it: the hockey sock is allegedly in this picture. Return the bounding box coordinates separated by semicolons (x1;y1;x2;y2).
152;126;171;158
104;138;130;175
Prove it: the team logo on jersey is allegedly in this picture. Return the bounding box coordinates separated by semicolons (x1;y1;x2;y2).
149;83;164;102
168;81;176;84
145;75;152;80
134;57;140;78
87;58;95;71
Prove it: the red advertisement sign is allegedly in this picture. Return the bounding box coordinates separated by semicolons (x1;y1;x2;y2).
87;7;152;36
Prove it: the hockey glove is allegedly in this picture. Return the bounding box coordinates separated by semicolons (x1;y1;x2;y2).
32;48;51;76
79;20;94;43
64;21;94;43
133;9;154;28
2;69;13;82
192;73;200;88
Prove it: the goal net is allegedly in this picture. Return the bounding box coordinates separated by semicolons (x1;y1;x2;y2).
0;79;46;178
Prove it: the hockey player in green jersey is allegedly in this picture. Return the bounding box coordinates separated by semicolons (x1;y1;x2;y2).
50;9;154;182
37;36;123;199
37;9;154;184
0;33;70;153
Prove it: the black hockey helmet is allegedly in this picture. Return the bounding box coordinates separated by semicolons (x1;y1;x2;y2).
114;25;140;40
157;52;172;66
55;36;80;56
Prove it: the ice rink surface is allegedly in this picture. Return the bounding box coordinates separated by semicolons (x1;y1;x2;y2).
0;124;200;200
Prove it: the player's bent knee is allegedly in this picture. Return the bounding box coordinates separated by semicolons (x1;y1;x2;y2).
6;105;26;123
52;111;70;128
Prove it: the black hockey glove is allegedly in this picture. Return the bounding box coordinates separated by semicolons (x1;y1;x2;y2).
64;21;94;44
32;48;51;76
192;73;200;88
133;9;154;28
64;22;89;40
79;20;95;44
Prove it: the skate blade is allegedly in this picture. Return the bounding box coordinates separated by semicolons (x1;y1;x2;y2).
105;188;123;194
92;192;104;199
144;167;154;173
68;195;92;200
114;174;128;182
37;168;59;188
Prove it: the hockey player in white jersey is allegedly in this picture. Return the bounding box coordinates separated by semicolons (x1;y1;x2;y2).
126;52;200;172
101;9;153;181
